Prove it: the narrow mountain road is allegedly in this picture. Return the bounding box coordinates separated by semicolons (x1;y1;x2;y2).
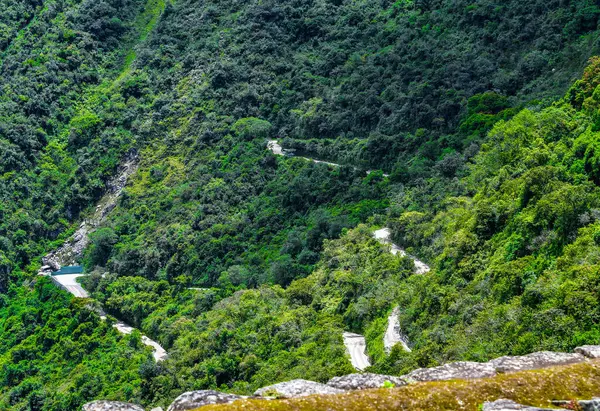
39;156;168;362
373;228;430;274
51;273;89;298
50;270;168;361
267;141;430;369
112;321;168;361
267;140;389;176
343;332;371;371
384;307;411;353
300;157;341;167
374;229;430;354
267;140;285;155
267;141;429;274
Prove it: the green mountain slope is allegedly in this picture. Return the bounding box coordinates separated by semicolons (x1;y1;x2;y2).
385;57;600;366
1;0;600;409
86;58;600;406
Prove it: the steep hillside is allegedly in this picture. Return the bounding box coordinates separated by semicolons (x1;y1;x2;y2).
0;0;168;408
1;0;600;409
84;59;600;408
384;58;600;369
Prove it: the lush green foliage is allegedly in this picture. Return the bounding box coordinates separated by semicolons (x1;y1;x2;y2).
0;280;153;410
90;58;600;406
82;225;408;403
1;0;600;408
382;58;600;371
0;0;160;288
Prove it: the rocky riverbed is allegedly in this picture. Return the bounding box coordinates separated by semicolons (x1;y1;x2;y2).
39;153;138;272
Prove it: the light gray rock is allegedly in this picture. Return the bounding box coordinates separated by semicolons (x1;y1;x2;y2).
42;154;138;268
167;390;243;411
254;379;345;398
150;408;164;411
82;401;144;411
574;345;600;359
37;265;53;276
553;398;600;411
404;361;496;382
578;398;600;411
43;257;61;271
397;350;588;384
327;373;408;390
489;351;586;373
482;399;566;411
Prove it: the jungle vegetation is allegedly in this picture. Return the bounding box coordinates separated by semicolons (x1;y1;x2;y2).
1;0;600;409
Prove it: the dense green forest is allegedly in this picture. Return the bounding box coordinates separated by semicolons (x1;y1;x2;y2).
1;0;600;409
0;279;155;409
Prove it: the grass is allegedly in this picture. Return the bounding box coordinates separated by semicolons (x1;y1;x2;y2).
194;359;600;410
119;0;168;76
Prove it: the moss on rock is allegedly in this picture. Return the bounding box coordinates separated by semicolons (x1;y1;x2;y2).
195;360;600;411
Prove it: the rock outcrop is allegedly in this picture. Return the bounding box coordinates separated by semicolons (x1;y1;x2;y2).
405;361;497;382
482;399;566;411
327;373;408;390
40;153;137;270
489;351;585;373
82;401;145;411
167;390;244;411
254;379;345;398
89;346;600;410
575;345;600;359
402;347;595;383
488;399;600;411
553;398;600;411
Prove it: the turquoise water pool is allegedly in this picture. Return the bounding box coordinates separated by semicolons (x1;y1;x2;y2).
52;265;84;275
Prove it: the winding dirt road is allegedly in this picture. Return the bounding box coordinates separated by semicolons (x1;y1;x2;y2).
51;273;89;298
343;332;371;371
373;228;430;274
112;321;168;361
50;272;168;361
267;140;389;176
267;141;432;368
384;307;411;354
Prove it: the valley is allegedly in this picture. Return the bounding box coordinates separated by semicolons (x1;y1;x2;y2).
1;0;600;409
